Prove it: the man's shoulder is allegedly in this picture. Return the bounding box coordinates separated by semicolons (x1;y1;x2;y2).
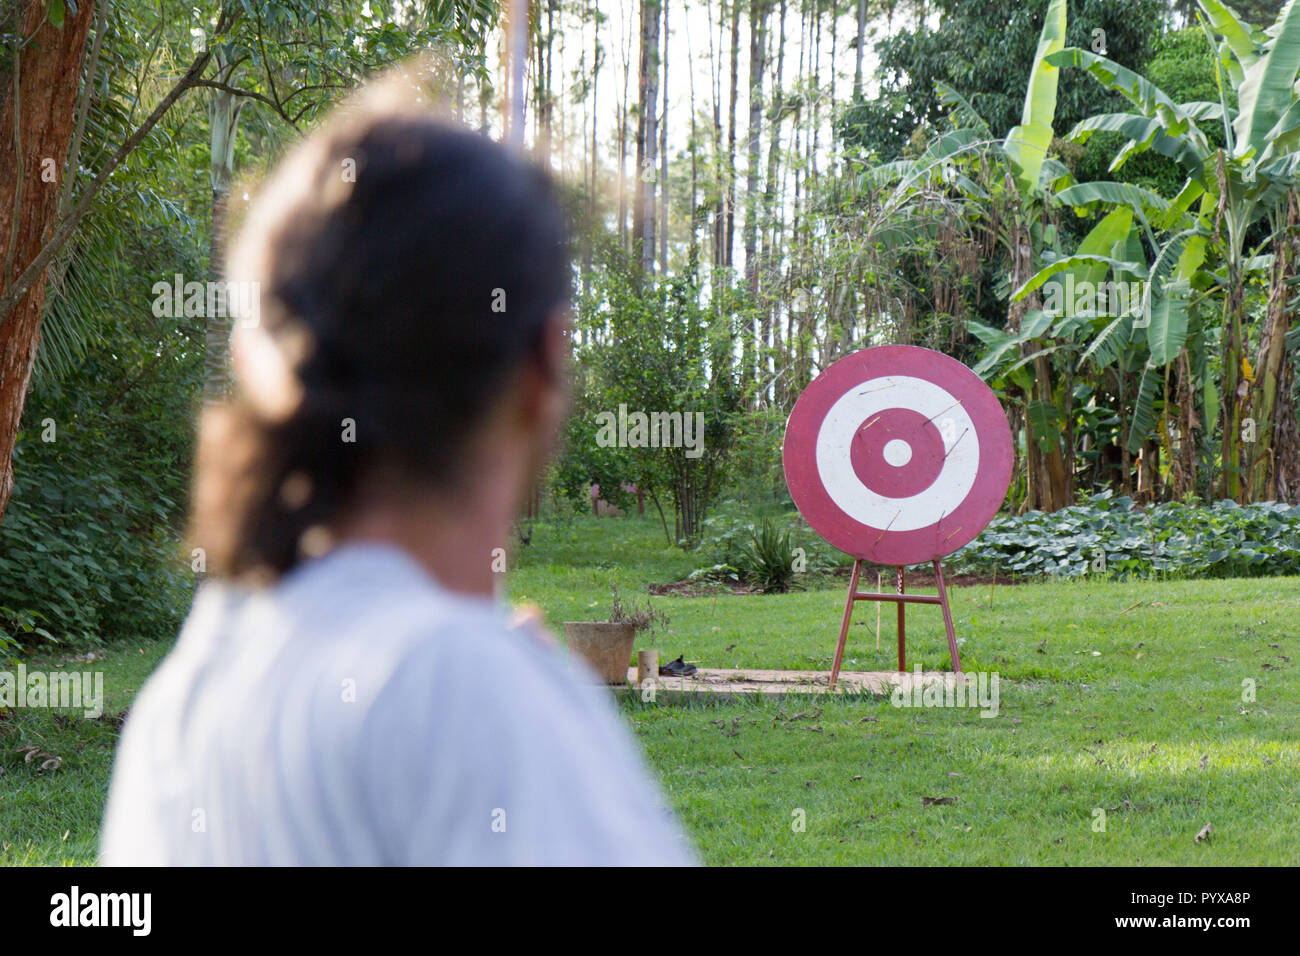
276;543;519;660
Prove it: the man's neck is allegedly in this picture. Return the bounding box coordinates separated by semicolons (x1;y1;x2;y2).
334;471;518;598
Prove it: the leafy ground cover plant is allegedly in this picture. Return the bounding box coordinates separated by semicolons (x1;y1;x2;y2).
952;492;1300;580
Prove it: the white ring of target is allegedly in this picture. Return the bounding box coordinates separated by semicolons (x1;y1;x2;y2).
814;375;980;532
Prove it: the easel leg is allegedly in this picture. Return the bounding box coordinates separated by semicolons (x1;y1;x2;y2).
933;559;962;673
896;565;906;672
830;559;861;691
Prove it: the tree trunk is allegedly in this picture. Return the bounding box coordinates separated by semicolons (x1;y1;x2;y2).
617;0;632;249
1220;256;1246;501
541;0;555;158
758;0;786;405
1173;349;1196;499
658;0;669;274
1006;200;1068;512
205;52;244;404
853;0;866;98
633;0;660;278
742;0;766;298
687;1;700;256
584;2;601;294
1249;190;1300;502
710;0;725;273
0;0;96;525
724;0;740;269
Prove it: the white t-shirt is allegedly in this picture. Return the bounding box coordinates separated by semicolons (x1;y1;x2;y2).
100;544;695;866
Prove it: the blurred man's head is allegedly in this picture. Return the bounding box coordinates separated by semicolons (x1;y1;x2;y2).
191;86;571;590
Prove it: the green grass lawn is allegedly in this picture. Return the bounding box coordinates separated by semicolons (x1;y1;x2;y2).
0;639;170;865
3;512;1298;864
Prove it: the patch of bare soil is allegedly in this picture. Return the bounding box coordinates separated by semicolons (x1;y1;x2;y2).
647;578;760;597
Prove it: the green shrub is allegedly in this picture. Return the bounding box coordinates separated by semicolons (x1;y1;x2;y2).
700;502;850;576
0;220;202;651
733;519;799;593
0;436;191;650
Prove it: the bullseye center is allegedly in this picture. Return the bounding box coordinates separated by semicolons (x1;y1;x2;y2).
883;439;912;467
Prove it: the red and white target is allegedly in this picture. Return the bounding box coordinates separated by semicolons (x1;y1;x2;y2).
783;345;1012;567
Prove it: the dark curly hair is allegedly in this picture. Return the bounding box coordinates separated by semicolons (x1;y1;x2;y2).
190;100;570;582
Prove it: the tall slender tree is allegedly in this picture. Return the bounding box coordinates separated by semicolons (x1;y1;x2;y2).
633;0;661;277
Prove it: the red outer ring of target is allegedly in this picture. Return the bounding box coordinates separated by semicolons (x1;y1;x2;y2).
782;345;1013;566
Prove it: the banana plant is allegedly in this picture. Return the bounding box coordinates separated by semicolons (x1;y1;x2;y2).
1006;172;1206;453
996;0;1074;512
1200;0;1300;500
1045;0;1300;501
901;0;1075;511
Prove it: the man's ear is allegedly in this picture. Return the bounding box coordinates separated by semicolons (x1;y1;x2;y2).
515;309;570;430
538;309;571;387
